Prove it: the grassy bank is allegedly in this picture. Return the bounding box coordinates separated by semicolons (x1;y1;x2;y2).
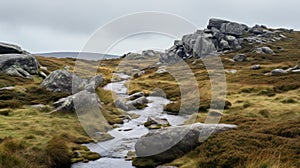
1;31;300;167
128;32;300;167
0;57;124;168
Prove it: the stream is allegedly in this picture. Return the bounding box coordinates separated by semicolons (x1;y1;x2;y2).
72;73;189;168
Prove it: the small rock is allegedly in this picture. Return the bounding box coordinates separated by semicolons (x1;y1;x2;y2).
125;151;136;161
251;64;261;70
253;47;275;55
156;68;167;74
233;54;247;62
133;70;145;78
40;66;48;71
64;66;70;70
39;71;47;78
114;98;130;111
225;69;237;74
144;117;170;129
271;69;287;75
127;96;149;109
30;104;53;111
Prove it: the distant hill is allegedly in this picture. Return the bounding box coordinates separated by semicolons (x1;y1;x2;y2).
35;52;121;60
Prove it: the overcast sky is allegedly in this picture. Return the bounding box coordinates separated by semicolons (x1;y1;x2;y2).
0;0;299;55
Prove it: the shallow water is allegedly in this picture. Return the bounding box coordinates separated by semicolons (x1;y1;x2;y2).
72;73;188;168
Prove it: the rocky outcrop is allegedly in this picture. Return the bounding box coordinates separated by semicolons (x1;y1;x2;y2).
134;123;237;164
160;18;289;63
0;54;39;78
0;42;27;54
0;42;40;79
40;70;103;93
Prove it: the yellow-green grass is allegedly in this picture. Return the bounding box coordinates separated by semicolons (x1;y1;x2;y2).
129;32;300;167
0;107;98;168
1;31;300;168
0;57;125;168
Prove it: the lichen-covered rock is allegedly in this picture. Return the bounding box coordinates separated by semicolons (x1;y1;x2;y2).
40;70;103;93
160;18;286;63
0;54;39;78
40;70;84;93
134;123;237;163
51;90;102;114
220;22;248;36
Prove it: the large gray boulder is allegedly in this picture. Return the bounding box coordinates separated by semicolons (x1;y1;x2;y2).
0;54;39;78
51;90;101;114
135;123;237;162
41;70;84;93
40;69;103;93
0;42;25;54
220;22;248;36
207;18;229;29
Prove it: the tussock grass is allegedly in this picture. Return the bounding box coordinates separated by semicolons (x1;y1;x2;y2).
132;32;300;167
2;32;300;167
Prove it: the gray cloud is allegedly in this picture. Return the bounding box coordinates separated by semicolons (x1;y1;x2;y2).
0;0;299;54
